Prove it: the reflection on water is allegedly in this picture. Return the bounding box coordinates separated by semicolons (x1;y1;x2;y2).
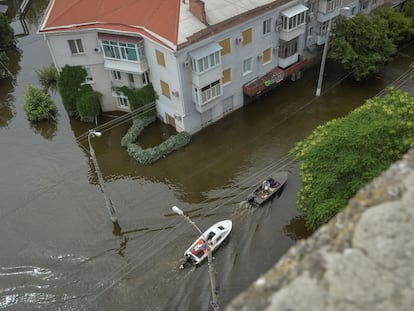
284;215;314;241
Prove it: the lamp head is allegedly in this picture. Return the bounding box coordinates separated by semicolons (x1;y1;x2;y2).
172;206;184;216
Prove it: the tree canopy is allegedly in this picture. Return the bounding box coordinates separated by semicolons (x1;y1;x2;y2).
329;4;414;81
23;84;56;122
291;87;414;230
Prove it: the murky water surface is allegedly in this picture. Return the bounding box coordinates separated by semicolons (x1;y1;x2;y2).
1;1;413;310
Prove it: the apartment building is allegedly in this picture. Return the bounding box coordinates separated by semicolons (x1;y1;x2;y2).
38;0;375;134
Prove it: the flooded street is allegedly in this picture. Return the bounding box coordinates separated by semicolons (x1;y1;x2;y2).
1;1;414;310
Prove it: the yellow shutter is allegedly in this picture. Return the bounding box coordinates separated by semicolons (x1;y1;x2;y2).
242;28;252;46
156;50;166;67
219;38;231;56
262;48;271;64
160;80;170;98
222;68;231;84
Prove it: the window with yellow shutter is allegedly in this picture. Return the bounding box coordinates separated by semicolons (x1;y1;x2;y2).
262;48;271;64
160;80;170;98
219;38;231;56
155;50;166;67
222;68;231;84
242;28;252;46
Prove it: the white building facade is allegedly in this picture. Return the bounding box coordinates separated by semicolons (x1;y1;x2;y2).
39;0;378;134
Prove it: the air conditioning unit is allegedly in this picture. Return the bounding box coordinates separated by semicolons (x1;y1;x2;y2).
235;37;242;45
173;113;182;121
272;47;278;54
93;47;101;53
257;53;263;61
171;90;179;97
276;25;282;31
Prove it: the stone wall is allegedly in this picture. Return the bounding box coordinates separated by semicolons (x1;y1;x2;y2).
226;149;414;311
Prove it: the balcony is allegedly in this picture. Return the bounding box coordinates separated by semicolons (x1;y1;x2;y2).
243;58;308;97
104;58;148;74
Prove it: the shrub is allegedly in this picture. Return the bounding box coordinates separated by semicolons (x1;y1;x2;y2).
57;65;87;116
76;88;101;122
127;131;191;165
36;64;58;94
23;84;56;121
121;115;156;147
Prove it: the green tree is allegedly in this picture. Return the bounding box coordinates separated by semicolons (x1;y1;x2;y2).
23;84;57;121
0;14;15;49
372;7;414;44
56;65;87;116
76;88;101;122
291;87;414;230
36;64;59;94
402;0;414;25
329;13;396;81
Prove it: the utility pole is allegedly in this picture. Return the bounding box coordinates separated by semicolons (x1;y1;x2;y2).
316;18;332;97
88;129;118;224
172;206;219;310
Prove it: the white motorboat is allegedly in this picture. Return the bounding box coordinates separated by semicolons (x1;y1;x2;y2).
180;220;232;268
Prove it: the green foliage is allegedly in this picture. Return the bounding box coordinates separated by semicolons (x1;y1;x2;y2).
76;88;101;122
36;64;59;94
329;13;396;81
57;65;87;116
127;131;191;165
23;84;56;122
291;87;414;230
402;0;414;25
0;14;15;49
121;115;156;147
372;7;414;44
0;51;9;79
117;84;158;119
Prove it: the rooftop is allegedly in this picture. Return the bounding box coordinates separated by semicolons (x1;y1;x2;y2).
39;0;283;50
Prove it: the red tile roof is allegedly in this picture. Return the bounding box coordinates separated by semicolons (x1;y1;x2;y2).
39;0;181;48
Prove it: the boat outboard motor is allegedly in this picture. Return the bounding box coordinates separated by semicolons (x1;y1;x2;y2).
247;195;255;205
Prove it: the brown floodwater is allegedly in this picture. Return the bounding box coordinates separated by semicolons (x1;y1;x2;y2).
1;1;413;310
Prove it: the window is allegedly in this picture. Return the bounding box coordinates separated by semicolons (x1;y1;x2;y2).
156;50;166;67
262;48;271;64
68;39;84;54
278;38;298;58
263;18;271;35
242;57;252;75
327;0;342;12
281;5;308;31
219;38;231;56
84;67;93;83
222;68;231;85
200;80;221;104
101;40;141;61
191;51;220;73
112;70;121;80
242;28;252;46
142;72;149;85
117;96;129;108
160;80;170;98
128;74;134;83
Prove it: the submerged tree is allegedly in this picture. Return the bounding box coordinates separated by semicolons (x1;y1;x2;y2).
36;64;59;94
329;13;396;81
291;87;414;230
23;84;57;122
0;13;16;79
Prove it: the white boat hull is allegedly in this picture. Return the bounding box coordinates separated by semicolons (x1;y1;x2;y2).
183;220;232;266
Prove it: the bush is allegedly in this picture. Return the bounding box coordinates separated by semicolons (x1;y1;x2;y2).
57;65;87;116
121;115;156;147
126;131;191;165
76;88;101;122
117;84;158;119
36;64;58;94
23;84;56;121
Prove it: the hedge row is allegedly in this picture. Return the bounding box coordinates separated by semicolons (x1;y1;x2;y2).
121;116;191;165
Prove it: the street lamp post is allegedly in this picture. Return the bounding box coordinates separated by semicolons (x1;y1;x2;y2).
88;129;118;224
316;18;332;97
172;206;219;311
